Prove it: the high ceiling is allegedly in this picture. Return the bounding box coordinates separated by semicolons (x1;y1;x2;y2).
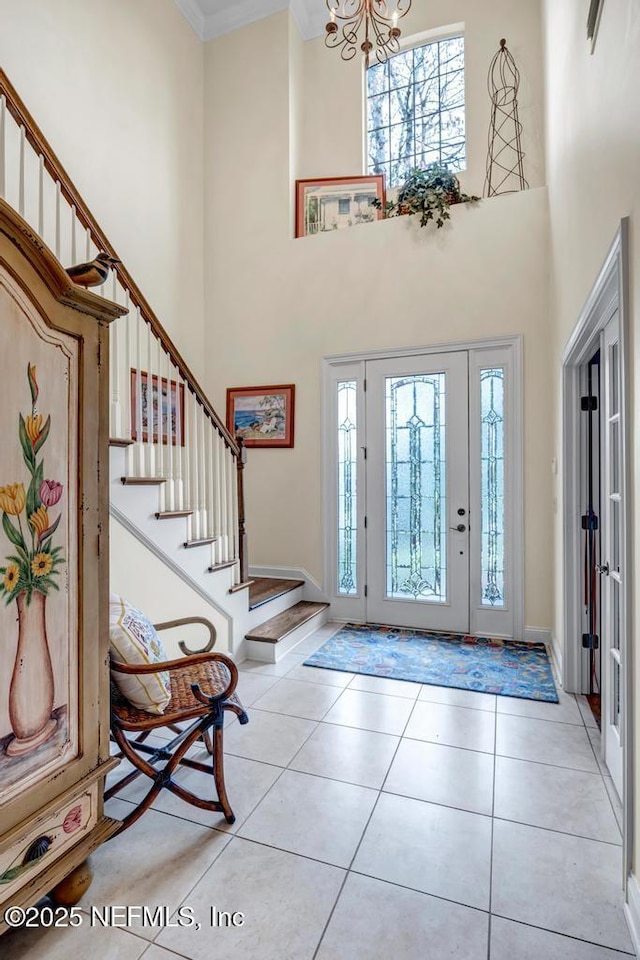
175;0;327;41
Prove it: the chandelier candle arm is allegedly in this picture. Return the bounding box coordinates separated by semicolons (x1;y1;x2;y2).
325;0;412;67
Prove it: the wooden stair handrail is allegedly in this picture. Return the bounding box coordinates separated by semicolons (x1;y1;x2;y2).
0;68;238;455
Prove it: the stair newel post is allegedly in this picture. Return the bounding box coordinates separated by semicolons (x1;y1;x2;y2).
236;435;248;585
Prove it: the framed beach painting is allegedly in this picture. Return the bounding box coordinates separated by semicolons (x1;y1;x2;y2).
295;175;385;238
130;369;185;446
226;384;295;448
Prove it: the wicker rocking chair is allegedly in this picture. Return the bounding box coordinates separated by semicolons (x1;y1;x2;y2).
107;617;248;835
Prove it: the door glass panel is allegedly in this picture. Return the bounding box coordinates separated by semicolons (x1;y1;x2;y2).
385;372;446;602
611;577;620;651
610;341;619;416
337;380;357;595
480;368;505;607
611;497;620;572
610;418;620;494
612;659;620;731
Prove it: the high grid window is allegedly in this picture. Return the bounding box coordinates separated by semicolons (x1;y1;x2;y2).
367;36;465;187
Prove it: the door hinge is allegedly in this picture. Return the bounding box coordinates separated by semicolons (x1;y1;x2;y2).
364;584;368;597
363;378;367;391
582;633;599;649
581;512;599;531
581;395;598;411
364;516;368;528
363;447;367;460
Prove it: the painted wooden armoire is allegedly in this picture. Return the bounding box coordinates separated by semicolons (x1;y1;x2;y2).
0;199;122;929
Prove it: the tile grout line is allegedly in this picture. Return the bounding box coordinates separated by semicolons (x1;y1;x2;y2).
310;683;425;960
487;687;498;959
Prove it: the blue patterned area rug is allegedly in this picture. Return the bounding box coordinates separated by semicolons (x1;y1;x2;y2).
304;623;559;703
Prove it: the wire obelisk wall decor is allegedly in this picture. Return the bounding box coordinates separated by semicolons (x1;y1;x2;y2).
484;39;529;197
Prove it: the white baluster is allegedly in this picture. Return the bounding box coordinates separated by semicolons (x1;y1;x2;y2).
0;95;6;199
37;154;44;238
155;337;165;508
210;429;221;564
18;125;25;216
174;373;185;511
189;394;200;540
110;272;121;438
221;436;230;563
85;226;91;261
70;205;77;264
165;350;174;511
145;320;155;479
198;405;207;540
184;390;194;539
230;448;239;576
204;416;215;543
134;306;145;477
55;181;61;260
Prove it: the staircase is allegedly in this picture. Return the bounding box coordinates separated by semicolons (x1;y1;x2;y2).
0;68;329;661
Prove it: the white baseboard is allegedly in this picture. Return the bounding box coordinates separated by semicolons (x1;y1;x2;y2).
624;872;640;956
248;565;329;604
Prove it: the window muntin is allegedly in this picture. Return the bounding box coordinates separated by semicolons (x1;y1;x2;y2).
367;36;465;187
337;380;358;595
480;368;505;607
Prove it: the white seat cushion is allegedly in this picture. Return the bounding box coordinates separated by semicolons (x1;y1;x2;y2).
109;595;171;715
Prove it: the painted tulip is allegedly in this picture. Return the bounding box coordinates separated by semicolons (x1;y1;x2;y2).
0;483;26;516
29;505;50;538
25;413;43;444
39;479;63;507
27;363;39;404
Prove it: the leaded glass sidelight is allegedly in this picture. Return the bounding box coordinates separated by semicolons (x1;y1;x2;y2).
337;381;357;595
480;368;505;607
385;373;447;602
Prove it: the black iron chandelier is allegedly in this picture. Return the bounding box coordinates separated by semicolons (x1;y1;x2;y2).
324;0;413;68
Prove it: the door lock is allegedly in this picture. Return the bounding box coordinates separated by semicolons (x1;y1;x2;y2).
596;562;610;576
450;523;466;533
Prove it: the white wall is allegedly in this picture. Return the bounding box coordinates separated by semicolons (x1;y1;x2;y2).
542;0;640;871
203;7;553;631
0;0;207;373
110;517;230;657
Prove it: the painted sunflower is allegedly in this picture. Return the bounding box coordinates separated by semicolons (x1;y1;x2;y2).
31;553;53;578
3;562;19;592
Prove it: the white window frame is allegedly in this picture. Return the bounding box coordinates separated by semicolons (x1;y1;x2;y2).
323;336;524;638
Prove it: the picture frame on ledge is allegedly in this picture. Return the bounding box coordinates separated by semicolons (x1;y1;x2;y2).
130;369;185;445
226;384;295;448
295;175;386;238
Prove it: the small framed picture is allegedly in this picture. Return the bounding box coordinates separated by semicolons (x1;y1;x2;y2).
295;175;386;238
130;369;185;445
226;384;295;448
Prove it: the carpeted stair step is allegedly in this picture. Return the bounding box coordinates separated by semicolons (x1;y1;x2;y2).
249;577;305;611
246;601;329;645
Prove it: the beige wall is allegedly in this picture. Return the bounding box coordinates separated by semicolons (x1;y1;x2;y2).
542;0;640;870
0;0;206;372
203;7;553;631
300;0;546;197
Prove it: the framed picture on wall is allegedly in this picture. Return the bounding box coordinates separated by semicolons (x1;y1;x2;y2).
226;384;295;448
295;175;386;238
130;369;185;445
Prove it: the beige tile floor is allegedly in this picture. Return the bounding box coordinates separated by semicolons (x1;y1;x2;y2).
2;621;634;959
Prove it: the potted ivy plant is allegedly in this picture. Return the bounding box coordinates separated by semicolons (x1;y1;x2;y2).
374;163;479;228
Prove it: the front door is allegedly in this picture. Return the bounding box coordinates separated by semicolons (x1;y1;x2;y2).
366;352;470;631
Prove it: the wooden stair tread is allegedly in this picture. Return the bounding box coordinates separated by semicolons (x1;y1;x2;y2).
110;437;135;447
184;537;217;548
229;580;255;594
249;577;305;611
207;559;238;573
155;510;193;519
121;476;167;485
246;601;329;644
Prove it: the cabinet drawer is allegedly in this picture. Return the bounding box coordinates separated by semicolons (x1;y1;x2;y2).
0;786;97;904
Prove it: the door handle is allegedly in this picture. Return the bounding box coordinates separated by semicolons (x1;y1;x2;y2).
449;523;466;533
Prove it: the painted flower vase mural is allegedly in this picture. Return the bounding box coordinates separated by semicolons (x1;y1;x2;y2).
0;364;65;756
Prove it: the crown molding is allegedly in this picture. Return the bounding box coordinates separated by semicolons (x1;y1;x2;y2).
175;0;327;42
175;0;206;40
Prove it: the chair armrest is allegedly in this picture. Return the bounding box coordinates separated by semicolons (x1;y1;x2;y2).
153;617;216;656
110;650;239;700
